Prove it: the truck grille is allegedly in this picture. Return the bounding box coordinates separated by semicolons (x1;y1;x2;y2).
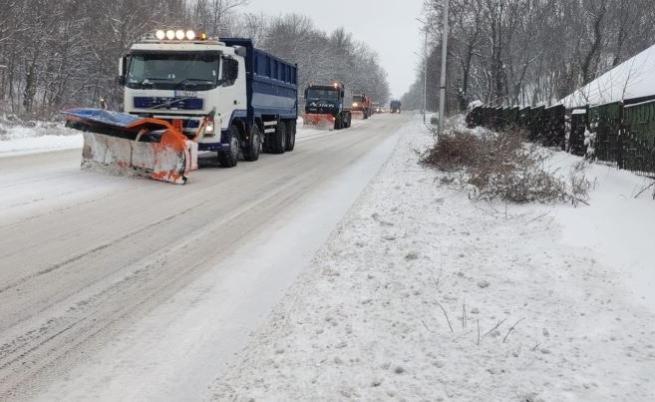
133;97;204;111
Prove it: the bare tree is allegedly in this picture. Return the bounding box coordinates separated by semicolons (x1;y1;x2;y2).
405;0;655;112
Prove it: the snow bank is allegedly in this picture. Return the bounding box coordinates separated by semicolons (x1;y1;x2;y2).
0;121;82;157
212;117;655;401
560;43;655;108
548;153;655;309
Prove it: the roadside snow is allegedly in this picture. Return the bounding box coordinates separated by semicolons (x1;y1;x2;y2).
549;154;655;309
0;121;82;157
212;116;655;401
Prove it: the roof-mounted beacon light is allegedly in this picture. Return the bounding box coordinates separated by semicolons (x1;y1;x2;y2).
166;30;175;40
175;30;185;40
186;30;196;40
155;30;166;40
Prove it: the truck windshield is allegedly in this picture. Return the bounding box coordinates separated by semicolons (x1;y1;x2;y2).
306;89;339;101
353;95;364;103
127;52;220;91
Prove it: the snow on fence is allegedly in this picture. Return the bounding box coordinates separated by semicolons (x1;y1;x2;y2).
466;103;655;177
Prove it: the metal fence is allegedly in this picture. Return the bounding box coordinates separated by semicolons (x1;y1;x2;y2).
467;102;655;177
467;105;566;150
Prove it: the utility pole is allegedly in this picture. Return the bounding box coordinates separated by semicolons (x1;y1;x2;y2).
438;0;450;137
423;26;429;124
423;28;428;124
416;18;429;124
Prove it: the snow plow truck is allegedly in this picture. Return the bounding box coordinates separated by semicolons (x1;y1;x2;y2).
351;94;373;119
304;82;352;130
64;31;298;184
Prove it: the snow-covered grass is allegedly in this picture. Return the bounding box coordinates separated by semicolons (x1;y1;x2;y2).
421;124;591;205
0;119;82;157
211;116;655;401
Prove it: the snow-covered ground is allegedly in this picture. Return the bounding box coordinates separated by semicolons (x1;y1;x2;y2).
550;154;655;308
212;116;655;401
0;120;82;157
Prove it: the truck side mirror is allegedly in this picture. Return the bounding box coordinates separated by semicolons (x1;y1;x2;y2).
117;56;127;86
221;57;239;85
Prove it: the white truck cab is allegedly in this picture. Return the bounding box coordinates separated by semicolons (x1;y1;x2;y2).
120;31;246;150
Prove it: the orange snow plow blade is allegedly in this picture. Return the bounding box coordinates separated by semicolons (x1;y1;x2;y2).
63;109;205;185
304;113;335;130
351;111;366;120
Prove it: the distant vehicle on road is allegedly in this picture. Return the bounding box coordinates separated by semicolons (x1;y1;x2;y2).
352;94;372;119
390;100;402;114
304;81;352;130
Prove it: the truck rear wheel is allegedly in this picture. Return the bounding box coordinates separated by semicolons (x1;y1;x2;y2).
270;121;287;154
286;120;296;152
243;124;261;162
218;125;240;168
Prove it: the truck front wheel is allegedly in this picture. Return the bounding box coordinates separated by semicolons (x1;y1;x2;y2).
218;125;240;168
243;124;261;162
334;115;342;130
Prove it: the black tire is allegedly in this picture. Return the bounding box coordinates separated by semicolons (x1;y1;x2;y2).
286;120;296;151
262;131;271;153
270;121;287;154
345;113;352;128
334;115;342;130
243;124;261;162
218;125;240;168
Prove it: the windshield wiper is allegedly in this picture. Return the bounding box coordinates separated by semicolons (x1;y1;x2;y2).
132;77;172;88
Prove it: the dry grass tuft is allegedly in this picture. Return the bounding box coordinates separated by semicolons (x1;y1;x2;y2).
421;127;590;205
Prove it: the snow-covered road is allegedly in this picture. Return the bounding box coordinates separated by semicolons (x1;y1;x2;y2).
0;114;407;400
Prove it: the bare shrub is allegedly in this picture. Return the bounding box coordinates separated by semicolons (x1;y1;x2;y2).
421;127;590;205
420;130;483;171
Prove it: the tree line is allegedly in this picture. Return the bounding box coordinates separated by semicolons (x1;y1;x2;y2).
0;0;389;120
403;0;655;114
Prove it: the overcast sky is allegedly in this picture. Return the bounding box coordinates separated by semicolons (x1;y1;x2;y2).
243;0;425;99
